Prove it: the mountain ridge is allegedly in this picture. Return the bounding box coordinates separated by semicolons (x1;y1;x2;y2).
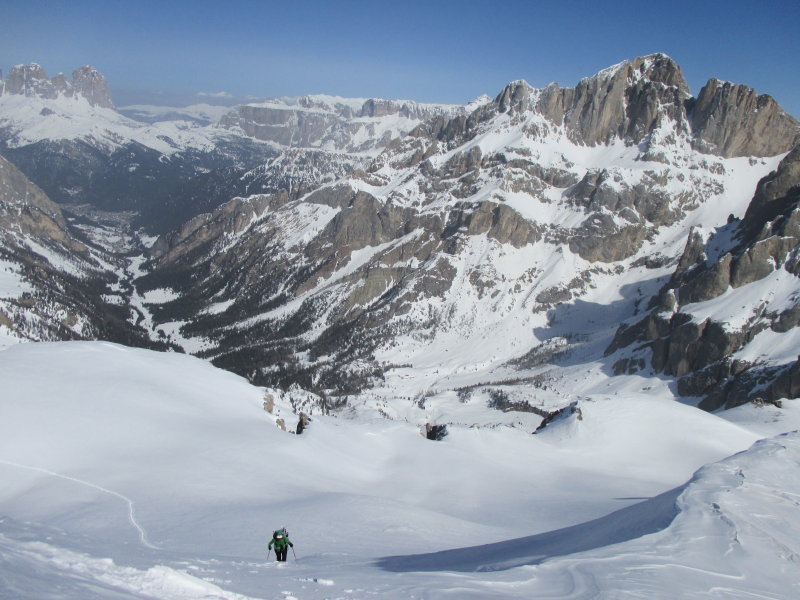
1;53;799;420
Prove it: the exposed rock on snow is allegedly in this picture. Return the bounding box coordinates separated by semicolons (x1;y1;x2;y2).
608;145;800;408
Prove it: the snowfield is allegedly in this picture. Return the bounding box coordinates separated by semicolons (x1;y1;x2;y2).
2;341;800;599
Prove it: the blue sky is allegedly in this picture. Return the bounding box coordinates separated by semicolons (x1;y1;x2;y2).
1;0;798;116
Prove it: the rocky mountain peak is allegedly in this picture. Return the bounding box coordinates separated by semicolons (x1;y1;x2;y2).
629;53;691;95
533;53;690;147
495;79;535;114
71;65;114;108
0;62;114;108
5;63;53;97
689;78;799;158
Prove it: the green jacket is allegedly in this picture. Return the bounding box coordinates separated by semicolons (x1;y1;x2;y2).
268;532;293;550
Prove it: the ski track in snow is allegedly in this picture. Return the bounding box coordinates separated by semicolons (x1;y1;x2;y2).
0;459;159;550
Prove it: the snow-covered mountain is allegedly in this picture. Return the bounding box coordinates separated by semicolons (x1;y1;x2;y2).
3;53;800;599
1;341;799;599
0;65;274;232
139;54;800;419
2;53;800;417
0;64;468;234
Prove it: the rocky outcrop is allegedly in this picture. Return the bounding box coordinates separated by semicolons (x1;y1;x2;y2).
2;63;114;107
424;423;448;440
607;146;800;408
567;213;648;262
690;79;799;158
738;145;800;240
534;401;583;433
0;155;90;258
443;201;542;248
71;66;113;108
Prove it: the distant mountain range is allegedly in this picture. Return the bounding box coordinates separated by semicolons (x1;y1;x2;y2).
1;54;799;424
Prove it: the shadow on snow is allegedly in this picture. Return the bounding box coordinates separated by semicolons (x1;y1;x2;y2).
377;485;682;573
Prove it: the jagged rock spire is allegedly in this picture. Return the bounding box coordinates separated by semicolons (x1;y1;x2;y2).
1;63;113;108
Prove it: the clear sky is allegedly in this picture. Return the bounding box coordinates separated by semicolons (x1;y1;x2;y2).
1;0;798;116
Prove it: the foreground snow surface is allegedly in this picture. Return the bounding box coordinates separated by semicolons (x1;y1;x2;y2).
1;342;799;599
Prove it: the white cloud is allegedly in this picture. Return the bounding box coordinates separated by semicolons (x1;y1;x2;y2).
196;91;233;98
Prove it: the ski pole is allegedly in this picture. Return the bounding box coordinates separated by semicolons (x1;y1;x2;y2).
267;548;271;560
291;546;297;561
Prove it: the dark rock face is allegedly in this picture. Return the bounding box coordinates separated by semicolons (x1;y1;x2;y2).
690;79;800;158
534;401;583;433
0;155;168;348
424;423;448;440
739;145;800;240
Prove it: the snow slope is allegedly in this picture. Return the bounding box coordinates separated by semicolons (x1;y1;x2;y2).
0;93;231;155
2;341;799;598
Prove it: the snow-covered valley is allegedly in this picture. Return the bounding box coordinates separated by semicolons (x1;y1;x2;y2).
2;341;800;599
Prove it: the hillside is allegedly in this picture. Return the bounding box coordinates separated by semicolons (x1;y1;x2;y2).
1;54;799;418
2;341;799;598
138;54;800;418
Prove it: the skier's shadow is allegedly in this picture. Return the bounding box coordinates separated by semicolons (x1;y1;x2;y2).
376;486;681;573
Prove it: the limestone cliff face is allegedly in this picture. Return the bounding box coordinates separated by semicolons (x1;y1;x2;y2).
4;64;56;98
497;54;798;158
690;79;799;158
1;63;113;107
218;96;460;154
71;65;114;109
534;53;691;146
